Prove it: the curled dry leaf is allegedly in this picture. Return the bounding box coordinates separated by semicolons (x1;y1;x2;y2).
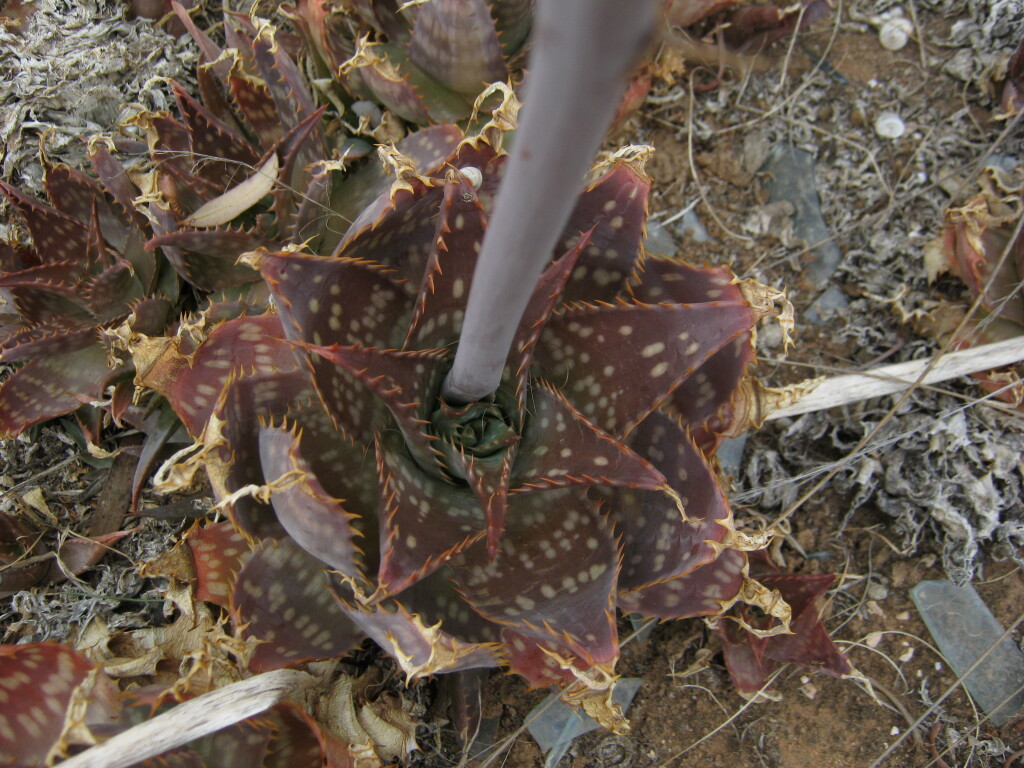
184;154;281;228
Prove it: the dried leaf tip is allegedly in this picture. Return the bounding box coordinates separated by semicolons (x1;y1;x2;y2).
470;82;521;149
184;154;280;228
592;145;654;182
739;280;795;350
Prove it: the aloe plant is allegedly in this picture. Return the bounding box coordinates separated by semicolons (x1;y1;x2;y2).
0;1;339;438
288;0;534;124
116;0;845;733
0;143;177;438
716;551;852;695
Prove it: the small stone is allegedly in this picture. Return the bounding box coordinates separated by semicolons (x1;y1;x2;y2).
673;208;712;243
875;111;906;139
867;582;890;601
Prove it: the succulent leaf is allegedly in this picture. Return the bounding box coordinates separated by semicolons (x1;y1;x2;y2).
0;180;90;264
374;429;486;596
171;81;261;192
0;139;187;454
44;163;134;252
558;151;651;303
258;424;370;584
0;344;119;437
489;0;535;55
0;325;98;363
618;548;747;619
612;410;731;591
133;313;299;437
146;229;266;291
306;343;448;469
232;538;364;672
338;596;500;678
251;23;320;131
186;521;252;608
452;487;619;666
407;0;508;94
405;170;487;349
535;299;760;438
344;40;471;124
717;552;853;694
513;382;668;496
0;643;95;766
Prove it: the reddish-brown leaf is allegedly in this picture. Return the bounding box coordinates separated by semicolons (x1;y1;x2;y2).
0;643;94;766
186;521;252;608
232;538;364;672
536;300;758;438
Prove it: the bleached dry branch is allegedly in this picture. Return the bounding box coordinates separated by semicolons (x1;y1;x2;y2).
767;336;1024;420
56;670;313;768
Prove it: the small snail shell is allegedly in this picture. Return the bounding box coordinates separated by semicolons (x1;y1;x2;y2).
879;17;914;51
874;111;906;139
460;166;483;189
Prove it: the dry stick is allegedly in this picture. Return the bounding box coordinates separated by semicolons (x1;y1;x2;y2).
443;0;659;402
685;71;754;243
764;335;1024;420
56;670;314;768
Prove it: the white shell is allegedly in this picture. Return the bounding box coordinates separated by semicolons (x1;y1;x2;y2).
874;111;906;139
879;17;913;51
460;166;483;189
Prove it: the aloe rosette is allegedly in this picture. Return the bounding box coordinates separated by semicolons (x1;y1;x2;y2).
122;86;810;726
139;4;334;294
0;142;177;437
288;0;533;125
0;3;332;437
